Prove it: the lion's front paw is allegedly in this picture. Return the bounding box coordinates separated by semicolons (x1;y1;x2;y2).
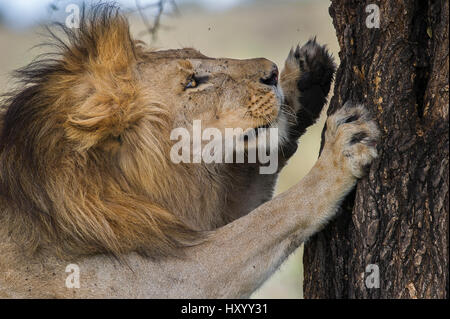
281;38;336;117
324;102;380;179
294;38;336;96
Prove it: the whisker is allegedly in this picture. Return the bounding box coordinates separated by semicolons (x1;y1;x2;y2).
280;73;301;82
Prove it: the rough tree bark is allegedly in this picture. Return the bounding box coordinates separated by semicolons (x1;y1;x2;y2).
303;0;449;298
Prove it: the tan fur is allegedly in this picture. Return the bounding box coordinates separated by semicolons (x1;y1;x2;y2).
0;6;379;298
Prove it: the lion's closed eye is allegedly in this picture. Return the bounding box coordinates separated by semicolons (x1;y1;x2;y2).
184;75;210;90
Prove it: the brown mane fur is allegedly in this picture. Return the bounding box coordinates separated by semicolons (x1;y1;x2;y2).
0;4;202;259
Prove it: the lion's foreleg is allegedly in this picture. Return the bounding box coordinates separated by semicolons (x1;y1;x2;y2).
176;104;379;298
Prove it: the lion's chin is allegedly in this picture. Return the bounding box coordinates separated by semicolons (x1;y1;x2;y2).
253;123;272;136
253;107;281;132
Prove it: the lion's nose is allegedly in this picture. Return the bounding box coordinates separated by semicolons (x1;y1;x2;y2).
260;65;279;87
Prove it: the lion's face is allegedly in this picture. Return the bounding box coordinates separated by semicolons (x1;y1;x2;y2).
137;49;283;136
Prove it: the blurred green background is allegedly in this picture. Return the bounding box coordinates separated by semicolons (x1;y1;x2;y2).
0;0;338;298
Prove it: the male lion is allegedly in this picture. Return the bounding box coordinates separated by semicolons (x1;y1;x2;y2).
0;5;379;298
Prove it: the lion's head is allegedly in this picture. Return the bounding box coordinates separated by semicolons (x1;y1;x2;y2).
0;5;284;259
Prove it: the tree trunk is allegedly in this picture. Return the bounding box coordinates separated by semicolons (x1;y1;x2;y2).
303;0;448;299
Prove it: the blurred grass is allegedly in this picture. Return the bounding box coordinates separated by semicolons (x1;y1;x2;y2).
0;0;338;299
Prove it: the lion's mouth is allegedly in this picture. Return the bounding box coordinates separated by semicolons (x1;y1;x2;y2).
253;123;272;136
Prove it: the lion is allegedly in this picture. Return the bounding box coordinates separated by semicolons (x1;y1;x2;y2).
0;5;379;298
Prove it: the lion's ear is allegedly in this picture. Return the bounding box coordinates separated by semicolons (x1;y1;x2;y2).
65;80;144;151
59;6;143;151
